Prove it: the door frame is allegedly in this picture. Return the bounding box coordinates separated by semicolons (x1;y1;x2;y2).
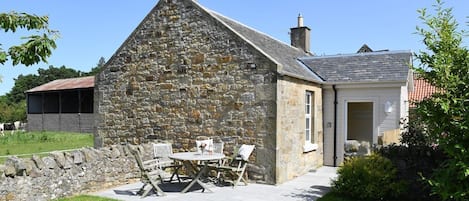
344;99;377;144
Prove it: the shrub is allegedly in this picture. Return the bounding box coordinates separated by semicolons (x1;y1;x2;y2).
379;144;444;201
379;117;445;201
400;117;432;147
331;154;406;201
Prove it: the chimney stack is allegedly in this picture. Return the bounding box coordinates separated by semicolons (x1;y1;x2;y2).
290;14;311;53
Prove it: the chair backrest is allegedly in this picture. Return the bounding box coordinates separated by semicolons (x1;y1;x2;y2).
196;138;213;153
237;144;255;161
128;145;166;185
153;143;173;158
212;141;224;154
128;145;149;178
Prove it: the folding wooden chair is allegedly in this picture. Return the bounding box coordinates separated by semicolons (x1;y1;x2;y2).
203;141;225;180
128;145;166;197
216;144;255;187
153;143;182;183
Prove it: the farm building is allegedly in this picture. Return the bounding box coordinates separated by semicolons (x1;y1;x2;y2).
26;76;94;133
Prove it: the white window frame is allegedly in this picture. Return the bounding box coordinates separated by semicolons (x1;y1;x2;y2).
304;91;318;152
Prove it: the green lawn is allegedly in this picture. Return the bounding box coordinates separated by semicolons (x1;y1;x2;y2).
0;131;93;163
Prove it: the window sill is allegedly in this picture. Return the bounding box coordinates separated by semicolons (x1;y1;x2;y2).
303;143;318;153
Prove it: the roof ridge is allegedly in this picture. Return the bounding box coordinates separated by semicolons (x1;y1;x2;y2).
300;50;411;60
196;4;320;83
190;1;283;68
55;76;95;80
206;9;305;54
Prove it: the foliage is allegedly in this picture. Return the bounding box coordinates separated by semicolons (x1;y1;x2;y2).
414;0;469;200
83;56;106;76
379;145;445;200
0;99;26;122
331;154;407;201
400;117;432;147
0;11;59;66
53;195;119;201
7;74;41;104
380;117;445;201
317;192;357;201
0;131;93;163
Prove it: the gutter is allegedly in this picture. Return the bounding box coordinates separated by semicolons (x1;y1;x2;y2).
332;85;338;167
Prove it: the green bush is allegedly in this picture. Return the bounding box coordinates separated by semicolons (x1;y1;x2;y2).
331;154;406;201
378;119;445;201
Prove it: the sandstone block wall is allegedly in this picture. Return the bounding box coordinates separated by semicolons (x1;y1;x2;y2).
95;0;278;184
276;76;323;183
0;144;151;201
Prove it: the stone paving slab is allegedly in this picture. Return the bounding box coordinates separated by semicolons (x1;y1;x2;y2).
92;166;337;201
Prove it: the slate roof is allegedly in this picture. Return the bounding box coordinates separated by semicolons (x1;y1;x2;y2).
206;10;323;83
26;76;95;93
299;51;412;83
202;5;410;84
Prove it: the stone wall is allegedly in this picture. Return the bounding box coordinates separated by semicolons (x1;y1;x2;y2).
276;76;323;183
0;144;152;201
95;0;278;184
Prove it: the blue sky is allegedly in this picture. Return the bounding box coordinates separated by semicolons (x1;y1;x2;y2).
0;0;468;95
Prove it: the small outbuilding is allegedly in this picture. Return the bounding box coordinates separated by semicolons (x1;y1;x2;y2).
26;76;95;133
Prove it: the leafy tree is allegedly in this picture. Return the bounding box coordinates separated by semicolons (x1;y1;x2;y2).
0;99;25;122
83;56;106;76
414;0;469;200
36;65;81;82
7;74;41;104
0;11;59;66
6;65;81;104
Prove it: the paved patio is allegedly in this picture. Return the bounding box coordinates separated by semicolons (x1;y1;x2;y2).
92;166;337;201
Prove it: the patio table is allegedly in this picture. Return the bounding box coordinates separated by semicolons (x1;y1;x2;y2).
169;152;225;193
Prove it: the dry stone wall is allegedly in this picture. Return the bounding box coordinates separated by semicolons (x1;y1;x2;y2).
95;0;278;183
0;144;153;201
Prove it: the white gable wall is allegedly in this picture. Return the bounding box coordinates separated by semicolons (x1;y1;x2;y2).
322;82;406;166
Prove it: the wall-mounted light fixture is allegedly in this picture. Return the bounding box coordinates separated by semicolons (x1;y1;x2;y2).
384;101;393;114
247;63;257;69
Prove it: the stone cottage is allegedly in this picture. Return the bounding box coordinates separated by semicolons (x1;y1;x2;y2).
94;0;411;184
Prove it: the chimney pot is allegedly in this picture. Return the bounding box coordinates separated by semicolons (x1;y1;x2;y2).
298;13;304;27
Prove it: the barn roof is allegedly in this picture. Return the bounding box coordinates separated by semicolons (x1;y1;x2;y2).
26;76;95;93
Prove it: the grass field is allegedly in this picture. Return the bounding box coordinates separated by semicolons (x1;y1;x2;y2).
0;131;93;163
